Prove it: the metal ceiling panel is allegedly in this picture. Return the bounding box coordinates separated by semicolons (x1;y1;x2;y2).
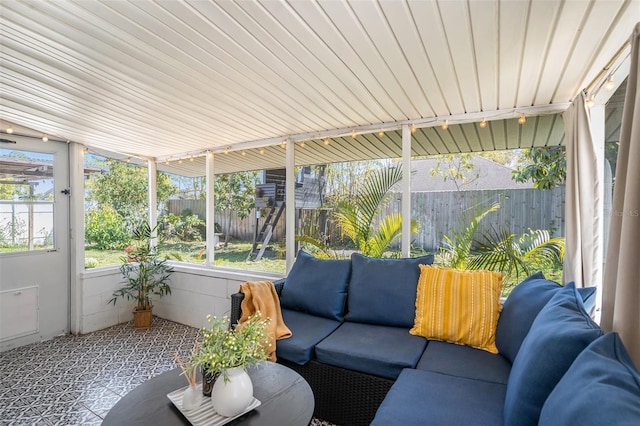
1;0;637;170
153;113;566;177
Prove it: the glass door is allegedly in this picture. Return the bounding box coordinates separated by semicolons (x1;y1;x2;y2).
0;135;70;350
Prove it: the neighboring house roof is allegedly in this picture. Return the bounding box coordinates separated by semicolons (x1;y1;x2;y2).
407;156;534;192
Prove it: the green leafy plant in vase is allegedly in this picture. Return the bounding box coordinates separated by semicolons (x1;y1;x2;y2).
191;314;270;417
108;222;173;329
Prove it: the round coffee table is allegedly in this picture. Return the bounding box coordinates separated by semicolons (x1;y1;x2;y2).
102;361;314;426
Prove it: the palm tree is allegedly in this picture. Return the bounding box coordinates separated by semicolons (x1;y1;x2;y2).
333;166;418;258
470;227;564;284
439;203;564;291
438;203;501;269
297;165;418;258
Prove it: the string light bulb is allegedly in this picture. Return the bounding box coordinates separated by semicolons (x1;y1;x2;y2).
259;148;265;154
411;125;417;133
178;159;183;164
6;126;13;134
300;141;305;147
241;150;246;156
378;129;384;137
323;138;329;145
42;135;48;142
225;147;230;154
441;121;449;130
518;115;526;125
126;157;131;163
83;147;89;154
605;78;615;91
189;156;194;162
165;160;170;165
479;119;487;129
585;98;595;109
280;140;286;148
351;130;357;138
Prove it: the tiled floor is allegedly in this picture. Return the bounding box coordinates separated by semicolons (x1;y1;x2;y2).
0;318;199;425
0;317;335;426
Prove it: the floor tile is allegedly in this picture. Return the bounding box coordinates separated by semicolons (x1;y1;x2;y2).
0;317;195;424
0;317;337;425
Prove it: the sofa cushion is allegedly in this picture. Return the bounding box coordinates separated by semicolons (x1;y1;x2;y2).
539;332;640;425
315;322;427;380
416;340;511;384
371;369;506;426
496;272;599;363
495;272;555;362
275;309;342;365
503;283;603;426
577;285;597;316
279;250;351;321
410;265;503;353
346;253;434;327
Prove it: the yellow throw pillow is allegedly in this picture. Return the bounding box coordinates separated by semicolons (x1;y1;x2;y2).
410;265;503;354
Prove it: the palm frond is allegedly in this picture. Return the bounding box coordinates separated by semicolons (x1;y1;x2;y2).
520;230;565;268
440;203;500;269
294;235;337;259
368;213;404;257
333;202;362;244
356;166;403;232
469;227;529;278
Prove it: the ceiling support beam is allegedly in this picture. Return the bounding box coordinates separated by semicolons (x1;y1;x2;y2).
156;103;572;161
205;151;215;267
401;125;411;258
285;140;296;273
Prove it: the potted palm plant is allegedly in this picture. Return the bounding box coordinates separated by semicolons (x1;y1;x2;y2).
109;222;173;329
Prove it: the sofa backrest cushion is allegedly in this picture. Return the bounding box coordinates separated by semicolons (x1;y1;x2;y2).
410;265;503;354
503;283;603;426
496;273;598;363
494;272;557;363
280;250;351;321
538;332;640;425
346;253;434;328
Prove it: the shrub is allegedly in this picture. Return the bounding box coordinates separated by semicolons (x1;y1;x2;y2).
85;257;99;268
159;213;204;242
85;205;130;249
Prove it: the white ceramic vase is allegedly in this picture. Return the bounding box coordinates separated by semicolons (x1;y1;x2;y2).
211;367;253;417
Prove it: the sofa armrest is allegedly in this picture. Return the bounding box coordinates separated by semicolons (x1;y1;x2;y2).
230;278;286;326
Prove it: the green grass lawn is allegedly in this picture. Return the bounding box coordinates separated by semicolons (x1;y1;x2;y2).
85;241;287;274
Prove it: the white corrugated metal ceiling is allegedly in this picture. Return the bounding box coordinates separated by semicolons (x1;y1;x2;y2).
1;0;638;176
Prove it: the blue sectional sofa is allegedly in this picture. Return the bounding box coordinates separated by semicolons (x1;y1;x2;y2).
231;251;640;425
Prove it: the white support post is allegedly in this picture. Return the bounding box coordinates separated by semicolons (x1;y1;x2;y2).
148;160;157;246
401;124;412;258
205;151;215;267
69;142;85;334
286;139;296;272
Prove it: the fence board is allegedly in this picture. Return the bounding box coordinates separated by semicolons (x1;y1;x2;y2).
168;187;565;251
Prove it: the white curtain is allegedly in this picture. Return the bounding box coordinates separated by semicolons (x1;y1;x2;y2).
602;22;640;367
563;92;602;289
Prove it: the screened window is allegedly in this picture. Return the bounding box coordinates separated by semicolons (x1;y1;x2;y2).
0;149;55;252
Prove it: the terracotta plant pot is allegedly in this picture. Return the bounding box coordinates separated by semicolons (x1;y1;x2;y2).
133;308;153;329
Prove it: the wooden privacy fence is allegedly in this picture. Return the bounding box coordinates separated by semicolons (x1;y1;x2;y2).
385;187;565;251
168;186;565;252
